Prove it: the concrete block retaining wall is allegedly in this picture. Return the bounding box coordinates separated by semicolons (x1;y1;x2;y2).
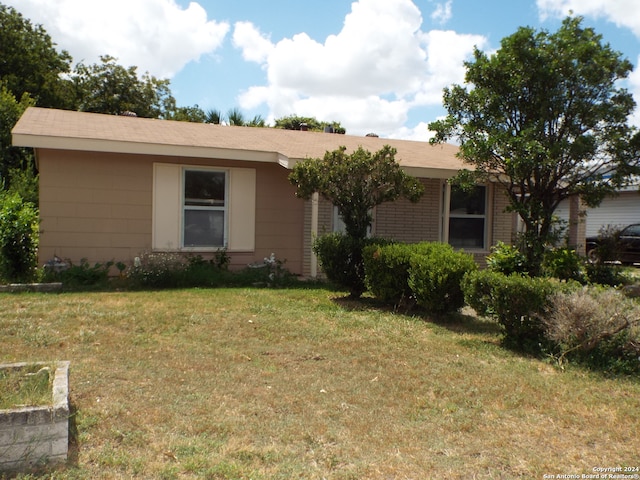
0;361;70;472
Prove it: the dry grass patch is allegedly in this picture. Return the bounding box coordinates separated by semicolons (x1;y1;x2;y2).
0;288;638;479
0;363;53;409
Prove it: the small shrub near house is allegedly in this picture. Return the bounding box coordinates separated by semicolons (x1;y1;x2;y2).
127;251;233;289
462;270;578;352
363;242;477;314
313;233;390;297
363;242;430;305
0;191;39;283
408;243;477;315
125;250;298;290
488;240;626;287
486;241;528;275
43;258;113;289
541;247;585;283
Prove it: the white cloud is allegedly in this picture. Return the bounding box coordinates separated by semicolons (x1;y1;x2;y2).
431;0;453;25
537;0;640;37
235;0;485;137
4;0;229;78
233;21;273;63
388;122;437;142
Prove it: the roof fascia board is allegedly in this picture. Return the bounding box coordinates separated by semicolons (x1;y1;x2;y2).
12;133;279;164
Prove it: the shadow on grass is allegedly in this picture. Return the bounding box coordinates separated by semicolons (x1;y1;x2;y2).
329;293;504;336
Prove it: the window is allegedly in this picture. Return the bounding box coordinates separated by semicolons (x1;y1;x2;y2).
153;163;256;252
332;206;373;236
446;185;486;249
183;169;227;247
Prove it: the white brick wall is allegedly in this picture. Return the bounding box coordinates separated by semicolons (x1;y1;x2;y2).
0;362;69;472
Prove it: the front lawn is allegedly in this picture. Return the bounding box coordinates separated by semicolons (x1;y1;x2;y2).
1;288;638;479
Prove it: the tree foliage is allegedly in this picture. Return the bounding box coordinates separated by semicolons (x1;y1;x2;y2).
275;115;346;134
0;3;73;109
289;145;424;240
429;17;639;270
166;105;207;123
71;55;176;118
0;85;36;193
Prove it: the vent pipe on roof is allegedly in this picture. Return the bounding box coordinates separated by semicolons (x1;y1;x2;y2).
300;123;308;131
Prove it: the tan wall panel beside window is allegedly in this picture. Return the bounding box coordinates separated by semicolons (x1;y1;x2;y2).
228;168;256;251
152;163;181;250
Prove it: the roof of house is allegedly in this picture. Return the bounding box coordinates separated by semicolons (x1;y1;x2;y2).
12;107;464;178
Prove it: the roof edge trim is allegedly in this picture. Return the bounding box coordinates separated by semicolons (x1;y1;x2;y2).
12;133;280;163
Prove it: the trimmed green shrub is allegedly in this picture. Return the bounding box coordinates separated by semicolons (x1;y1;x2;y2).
408;243;477;315
462;270;577;351
314;233;389;297
461;269;504;317
486;241;528;275
0;192;39;283
363;242;434;304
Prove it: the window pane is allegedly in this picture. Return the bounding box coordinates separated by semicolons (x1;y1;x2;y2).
185;171;225;206
184;210;224;247
450;186;485;215
449;218;485;248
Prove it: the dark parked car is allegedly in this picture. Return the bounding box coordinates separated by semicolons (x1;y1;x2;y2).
585;224;640;265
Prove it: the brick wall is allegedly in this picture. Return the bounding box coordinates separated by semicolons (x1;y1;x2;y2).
375;179;442;242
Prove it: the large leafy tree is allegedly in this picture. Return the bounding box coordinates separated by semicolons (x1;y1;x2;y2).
289;145;424;240
0;86;36;199
72;55;176;118
0;3;73;198
0;3;74;109
429;17;639;270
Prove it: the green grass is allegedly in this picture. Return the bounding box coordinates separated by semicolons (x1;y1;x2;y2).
1;287;639;479
0;363;53;409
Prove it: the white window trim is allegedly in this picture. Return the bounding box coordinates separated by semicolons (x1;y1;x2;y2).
182;167;229;250
442;182;488;250
152;163;256;252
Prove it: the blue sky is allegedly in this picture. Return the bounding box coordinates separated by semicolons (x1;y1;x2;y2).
7;0;640;139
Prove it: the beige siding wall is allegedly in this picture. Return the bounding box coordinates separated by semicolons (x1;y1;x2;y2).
37;149;304;274
38;149;153;265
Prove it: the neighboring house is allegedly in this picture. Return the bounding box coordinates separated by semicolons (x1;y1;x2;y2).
11;107;585;277
557;185;640;240
584;188;640;237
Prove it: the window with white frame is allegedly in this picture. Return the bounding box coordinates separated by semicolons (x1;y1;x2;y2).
152;163;256;252
183;169;227;247
446;184;486;249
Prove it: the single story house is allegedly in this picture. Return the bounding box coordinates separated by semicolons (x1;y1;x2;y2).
12;107;585;277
